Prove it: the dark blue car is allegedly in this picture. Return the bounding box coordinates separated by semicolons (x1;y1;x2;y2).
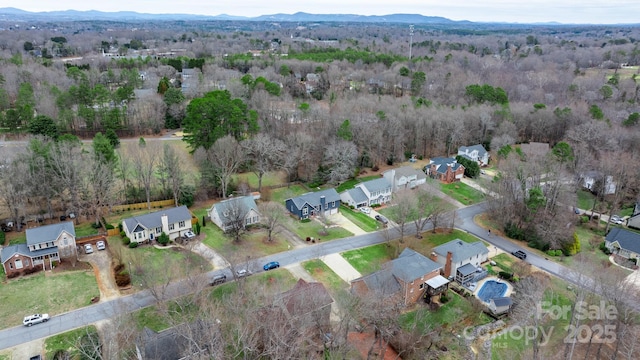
263;261;280;271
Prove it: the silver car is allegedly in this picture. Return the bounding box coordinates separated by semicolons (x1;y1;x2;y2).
84;244;94;254
23;313;50;326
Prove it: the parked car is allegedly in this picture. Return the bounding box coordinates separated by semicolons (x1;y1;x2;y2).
610;215;624;225
263;261;280;271
84;244;94;254
182;230;196;240
236;269;250;278
375;214;389;224
96;240;106;251
511;250;527;260
359;207;371;214
210;274;227;286
23;313;50;327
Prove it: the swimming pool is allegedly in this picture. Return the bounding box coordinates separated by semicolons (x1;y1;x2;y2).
477;280;508;303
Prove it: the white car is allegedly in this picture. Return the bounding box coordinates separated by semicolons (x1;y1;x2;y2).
23;313;50;327
182;230;196;239
84;244;94;254
236;269;250;278
610;215;624;225
96;240;106;250
359;207;371;214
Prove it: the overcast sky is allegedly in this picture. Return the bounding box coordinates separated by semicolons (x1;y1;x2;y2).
3;1;638;24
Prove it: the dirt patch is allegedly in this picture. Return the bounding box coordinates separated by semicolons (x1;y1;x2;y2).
347;331;400;360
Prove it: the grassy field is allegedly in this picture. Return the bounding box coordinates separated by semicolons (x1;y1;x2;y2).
302;259;347;295
269;184;311;204
341;243;395;274
45;326;100;360
285;217;353;242
0;270;99;328
233;170;288;190
339;206;380;232
441;182;485;205
335;175;382;193
576;189;596;210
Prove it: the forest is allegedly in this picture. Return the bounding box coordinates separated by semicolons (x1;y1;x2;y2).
0;17;640;359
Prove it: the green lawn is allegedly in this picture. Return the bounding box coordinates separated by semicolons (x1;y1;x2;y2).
115;239;212;289
576;189;596;210
420;229;484;247
233;171;287;190
302;259;347;295
45;326;100;360
335;175;381;193
74;221;101;237
400;290;492;333
135;306;170;332
270;184;311;204
341;243;395;274
441;182;485;205
0;271;99;329
285;217;353;242
339;206;380;232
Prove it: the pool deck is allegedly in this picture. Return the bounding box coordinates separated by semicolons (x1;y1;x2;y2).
474;276;514;299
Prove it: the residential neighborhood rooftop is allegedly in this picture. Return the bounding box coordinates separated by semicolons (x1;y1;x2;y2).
25;221;75;246
432;240;489;264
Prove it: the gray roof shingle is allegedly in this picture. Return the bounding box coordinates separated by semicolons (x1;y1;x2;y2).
457;263;477;276
392;248;442;282
212;196;258;223
344;187;368;204
288;188;340;209
1;244;30;263
123;206;192;232
491;297;513;307
26;222;75;246
605;227;640;254
432;240;489;263
459;144;487;156
359;178;391;193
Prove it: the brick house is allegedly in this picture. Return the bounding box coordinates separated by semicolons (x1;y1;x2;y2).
424;157;465;183
351;248;448;305
1;222;77;277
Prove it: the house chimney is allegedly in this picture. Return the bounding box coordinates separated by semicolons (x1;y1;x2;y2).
444;251;453;278
161;214;169;234
430;252;438;262
320;195;326;208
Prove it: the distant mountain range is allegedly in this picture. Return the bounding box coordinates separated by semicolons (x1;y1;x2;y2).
0;7;467;24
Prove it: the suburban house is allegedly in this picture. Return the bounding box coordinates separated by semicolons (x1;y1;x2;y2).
285;188;340;220
351;248;448;305
122;205;193;243
340;178;392;209
488;297;513;316
604;227;640;260
626;202;640;229
580;171;616;195
1;222;77;277
458;144;489;166
141;321;213;360
274;279;333;334
425;157;465;183
431;240;489;283
382;166;427;192
208;195;260;232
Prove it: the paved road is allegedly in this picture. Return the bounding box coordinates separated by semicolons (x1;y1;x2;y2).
0;203;620;350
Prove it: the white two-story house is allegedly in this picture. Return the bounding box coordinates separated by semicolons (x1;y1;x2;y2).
340;178;392;208
458;144;489;166
122;205;193;243
382;166;427;192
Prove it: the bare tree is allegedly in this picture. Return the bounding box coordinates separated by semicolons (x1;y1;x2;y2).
158;143;185;207
197;135;244;199
323;139;358;184
128;139;160;209
258;201;286;242
48;137;85;223
242;133;286;192
0;159;29;231
511;272;550;360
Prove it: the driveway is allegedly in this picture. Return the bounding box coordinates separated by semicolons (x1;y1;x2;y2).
326;213;366;236
321;253;362;282
78;246;120;301
190;242;230;269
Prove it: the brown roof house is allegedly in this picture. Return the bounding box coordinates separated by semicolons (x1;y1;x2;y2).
1;222;77;277
256;279;335;356
424;157;465;184
351;248;448;306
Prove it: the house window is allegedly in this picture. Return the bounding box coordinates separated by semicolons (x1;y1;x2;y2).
302;207;308;215
156;227;162;234
419;283;424;289
179;221;185;228
24;259;30;266
169;224;175;231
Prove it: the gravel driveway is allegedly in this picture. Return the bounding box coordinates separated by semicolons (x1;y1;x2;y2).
78;246;120;301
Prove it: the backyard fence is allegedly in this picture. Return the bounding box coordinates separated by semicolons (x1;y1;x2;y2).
111;199;175;213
